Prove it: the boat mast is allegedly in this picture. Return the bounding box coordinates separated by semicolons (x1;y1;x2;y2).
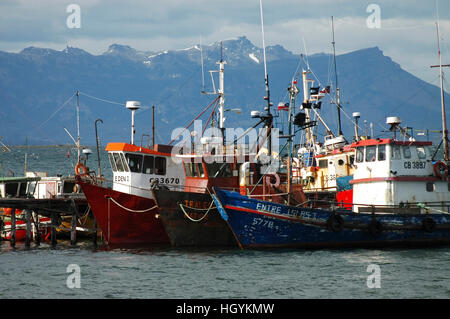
287;79;299;200
76;90;81;163
218;43;226;145
331;16;343;137
435;21;449;161
259;0;273;155
302;70;316;149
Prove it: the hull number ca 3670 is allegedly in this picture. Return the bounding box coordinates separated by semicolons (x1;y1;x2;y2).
149;177;180;184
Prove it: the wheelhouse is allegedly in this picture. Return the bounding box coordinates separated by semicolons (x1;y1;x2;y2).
106;143;185;198
350;138;449;213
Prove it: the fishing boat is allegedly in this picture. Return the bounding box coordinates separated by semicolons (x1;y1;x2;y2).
211;22;450;249
76;141;185;245
212;117;450;248
151;26;312;246
75;94;192;245
0;176;52;241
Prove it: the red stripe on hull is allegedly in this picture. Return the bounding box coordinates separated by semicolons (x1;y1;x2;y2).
78;180;170;245
350;176;440;184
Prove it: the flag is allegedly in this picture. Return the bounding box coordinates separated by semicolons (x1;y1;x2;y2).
277;103;289;111
320;86;330;94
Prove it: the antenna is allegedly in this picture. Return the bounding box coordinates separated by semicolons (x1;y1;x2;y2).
200;36;205;93
259;0;273;154
302;37;311;71
331;16;343;136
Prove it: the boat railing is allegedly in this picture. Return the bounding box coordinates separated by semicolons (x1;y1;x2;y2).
298;198;450;215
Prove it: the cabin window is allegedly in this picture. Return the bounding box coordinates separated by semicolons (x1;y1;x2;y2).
143;155;154;174
206;162;233;178
19;183;27;197
112;153;125;172
349;155;355;165
365;146;376;162
108;153;117;172
184;162;197;177
63;182;76;194
416;147;426;160
119;153;130;172
392;145;402;160
403;146;411;159
318;159;328;168
5;183;19;197
125;153;143;173
155;157;166;175
197;163;205;177
426;182;434;192
28;181;37;196
356;147;364;163
378;145;386;161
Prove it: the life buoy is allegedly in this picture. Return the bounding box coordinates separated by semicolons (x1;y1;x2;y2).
368;219;383;237
433;161;448;179
327;213;344;232
75;162;88;176
265;174;280;188
422;216;436;233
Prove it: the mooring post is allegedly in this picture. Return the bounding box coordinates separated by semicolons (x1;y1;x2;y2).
93;217;98;247
10;208;16;248
33;211;40;245
25;209;31;248
70;201;78;246
51;214;57;248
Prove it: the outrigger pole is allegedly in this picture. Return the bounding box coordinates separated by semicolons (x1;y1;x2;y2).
331;16;343;137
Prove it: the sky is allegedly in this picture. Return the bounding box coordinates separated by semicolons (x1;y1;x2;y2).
0;0;449;86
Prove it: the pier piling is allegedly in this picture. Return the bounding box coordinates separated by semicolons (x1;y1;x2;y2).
32;211;40;245
10;208;16;248
50;214;57;248
70;200;78;246
25;209;31;248
93;217;98;247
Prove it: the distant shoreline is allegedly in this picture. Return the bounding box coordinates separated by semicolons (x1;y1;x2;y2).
5;145;102;149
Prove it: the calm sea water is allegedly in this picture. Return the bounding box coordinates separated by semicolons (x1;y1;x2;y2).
1;147;450;299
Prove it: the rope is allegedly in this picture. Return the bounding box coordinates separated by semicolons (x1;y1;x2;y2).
108;197;158;213
38;92;76;129
179;201;215;222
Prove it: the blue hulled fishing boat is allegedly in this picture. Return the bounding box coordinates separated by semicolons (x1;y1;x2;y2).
212;187;450;249
211;12;450;249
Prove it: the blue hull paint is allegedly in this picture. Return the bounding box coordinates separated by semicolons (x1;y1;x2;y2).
212;188;450;249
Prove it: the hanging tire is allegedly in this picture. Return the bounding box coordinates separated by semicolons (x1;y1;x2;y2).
422;217;436;233
327;213;344;232
368;220;383;237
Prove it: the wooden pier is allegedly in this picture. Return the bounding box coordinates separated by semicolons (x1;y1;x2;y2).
0;197;97;248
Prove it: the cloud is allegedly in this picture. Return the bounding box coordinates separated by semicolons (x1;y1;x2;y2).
0;0;449;84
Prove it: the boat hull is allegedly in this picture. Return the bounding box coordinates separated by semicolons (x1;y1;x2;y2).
152;188;236;247
213;188;450;249
77;179;170;245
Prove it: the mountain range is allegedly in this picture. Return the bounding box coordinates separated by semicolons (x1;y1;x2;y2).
0;36;448;146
